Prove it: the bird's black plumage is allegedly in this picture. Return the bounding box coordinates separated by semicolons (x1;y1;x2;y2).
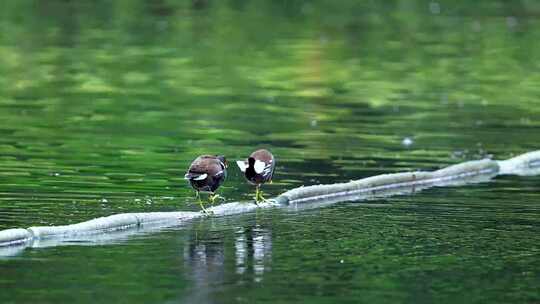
237;149;275;185
185;155;227;193
237;149;275;203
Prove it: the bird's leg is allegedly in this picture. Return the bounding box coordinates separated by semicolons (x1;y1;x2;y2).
197;191;211;215
254;185;268;204
253;185;260;205
258;189;267;202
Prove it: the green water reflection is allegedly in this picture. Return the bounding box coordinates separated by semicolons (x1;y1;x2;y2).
0;1;539;303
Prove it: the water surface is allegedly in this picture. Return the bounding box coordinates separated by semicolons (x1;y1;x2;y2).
1;1;539;303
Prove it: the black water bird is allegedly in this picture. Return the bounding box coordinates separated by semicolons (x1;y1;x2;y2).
236;149;275;203
185;155;228;213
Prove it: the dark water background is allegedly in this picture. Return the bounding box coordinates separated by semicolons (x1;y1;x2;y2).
0;1;539;303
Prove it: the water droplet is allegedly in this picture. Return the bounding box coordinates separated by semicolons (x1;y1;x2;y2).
402;137;414;147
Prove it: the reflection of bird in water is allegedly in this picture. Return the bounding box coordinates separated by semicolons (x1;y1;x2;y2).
181;223;273;304
234;225;272;282
185;155;228;214
236;149;276;204
183;228;226;303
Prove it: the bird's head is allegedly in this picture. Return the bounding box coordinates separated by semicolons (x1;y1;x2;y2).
217;155;228;168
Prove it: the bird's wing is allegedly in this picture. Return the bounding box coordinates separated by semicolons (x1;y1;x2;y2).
186;156;221;180
254;160;273;179
254;160;266;174
262;162;273;178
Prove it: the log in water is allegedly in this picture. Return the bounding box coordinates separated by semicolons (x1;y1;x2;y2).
1;151;539;253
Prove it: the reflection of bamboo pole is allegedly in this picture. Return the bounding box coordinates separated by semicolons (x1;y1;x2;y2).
1;150;539;253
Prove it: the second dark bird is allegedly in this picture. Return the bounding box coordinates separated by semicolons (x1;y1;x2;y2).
236;149;275;203
185;155;228;214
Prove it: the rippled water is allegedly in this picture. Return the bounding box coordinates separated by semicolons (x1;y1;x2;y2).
1;1;540;303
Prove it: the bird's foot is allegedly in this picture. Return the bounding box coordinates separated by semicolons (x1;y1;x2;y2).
254;189;268;205
200;208;214;216
209;194;225;204
257;197;270;204
198;199;213;216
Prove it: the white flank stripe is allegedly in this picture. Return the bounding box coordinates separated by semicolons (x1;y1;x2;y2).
193;173;208;180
